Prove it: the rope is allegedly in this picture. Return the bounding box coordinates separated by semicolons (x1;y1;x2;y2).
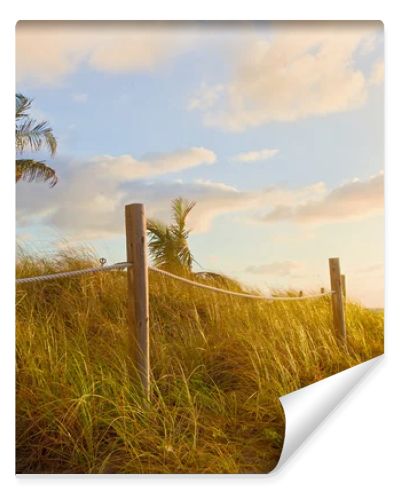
149;266;333;301
16;262;132;284
16;261;333;302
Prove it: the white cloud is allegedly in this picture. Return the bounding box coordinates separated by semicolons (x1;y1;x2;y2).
15;160;324;240
16;176;255;240
246;261;304;276
84;147;217;182
190;22;382;131
233;148;279;163
16;147;216;239
262;172;384;224
16;147;383;242
188;84;225;111
188;85;216;112
17;21;260;87
16;21;196;86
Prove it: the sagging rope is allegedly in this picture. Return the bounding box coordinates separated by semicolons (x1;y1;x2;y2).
148;266;333;301
16;261;333;301
15;262;132;284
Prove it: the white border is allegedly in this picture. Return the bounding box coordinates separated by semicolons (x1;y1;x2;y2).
2;2;399;498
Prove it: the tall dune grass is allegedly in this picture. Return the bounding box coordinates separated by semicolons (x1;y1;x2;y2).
16;249;384;473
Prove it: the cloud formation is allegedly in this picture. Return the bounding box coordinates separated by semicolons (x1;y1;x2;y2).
190;22;383;131
262;172;384;224
16;147;382;241
16;147;216;239
16;151;326;240
16;21;196;85
232;148;279;163
16;177;253;240
188;83;225;111
83;147;216;182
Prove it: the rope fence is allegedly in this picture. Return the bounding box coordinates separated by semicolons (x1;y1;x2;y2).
148;266;334;301
16;262;132;284
16;261;333;301
16;202;348;399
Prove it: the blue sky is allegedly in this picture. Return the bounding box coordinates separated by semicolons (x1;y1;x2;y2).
16;21;384;306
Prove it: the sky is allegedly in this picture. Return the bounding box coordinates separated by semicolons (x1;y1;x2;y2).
15;21;384;307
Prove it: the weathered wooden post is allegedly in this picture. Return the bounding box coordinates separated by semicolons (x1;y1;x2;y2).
125;203;150;399
329;258;347;348
340;274;347;300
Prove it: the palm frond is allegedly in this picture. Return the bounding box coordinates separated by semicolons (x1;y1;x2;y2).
16;93;57;157
16;120;57;156
16;159;58;187
147;219;171;268
147;199;197;273
177;243;194;269
171;197;196;233
147;219;168;240
16;94;33;120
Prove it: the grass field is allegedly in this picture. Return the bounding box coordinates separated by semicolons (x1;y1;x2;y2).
16;249;384;473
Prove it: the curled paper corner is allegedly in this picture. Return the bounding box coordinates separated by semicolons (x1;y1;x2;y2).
273;354;383;472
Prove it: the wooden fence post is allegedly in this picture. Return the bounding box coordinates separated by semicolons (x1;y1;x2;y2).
329;258;347;348
340;274;347;300
125;203;150;399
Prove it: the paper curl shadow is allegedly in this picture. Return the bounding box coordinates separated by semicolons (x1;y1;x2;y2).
272;355;383;472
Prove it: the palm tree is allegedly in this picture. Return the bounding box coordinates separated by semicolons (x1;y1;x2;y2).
15;93;58;187
147;198;196;274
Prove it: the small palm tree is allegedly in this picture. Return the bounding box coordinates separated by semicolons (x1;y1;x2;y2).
15;93;58;187
147;198;196;274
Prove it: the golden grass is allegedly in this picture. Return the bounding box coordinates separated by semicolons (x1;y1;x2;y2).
16;249;384;473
